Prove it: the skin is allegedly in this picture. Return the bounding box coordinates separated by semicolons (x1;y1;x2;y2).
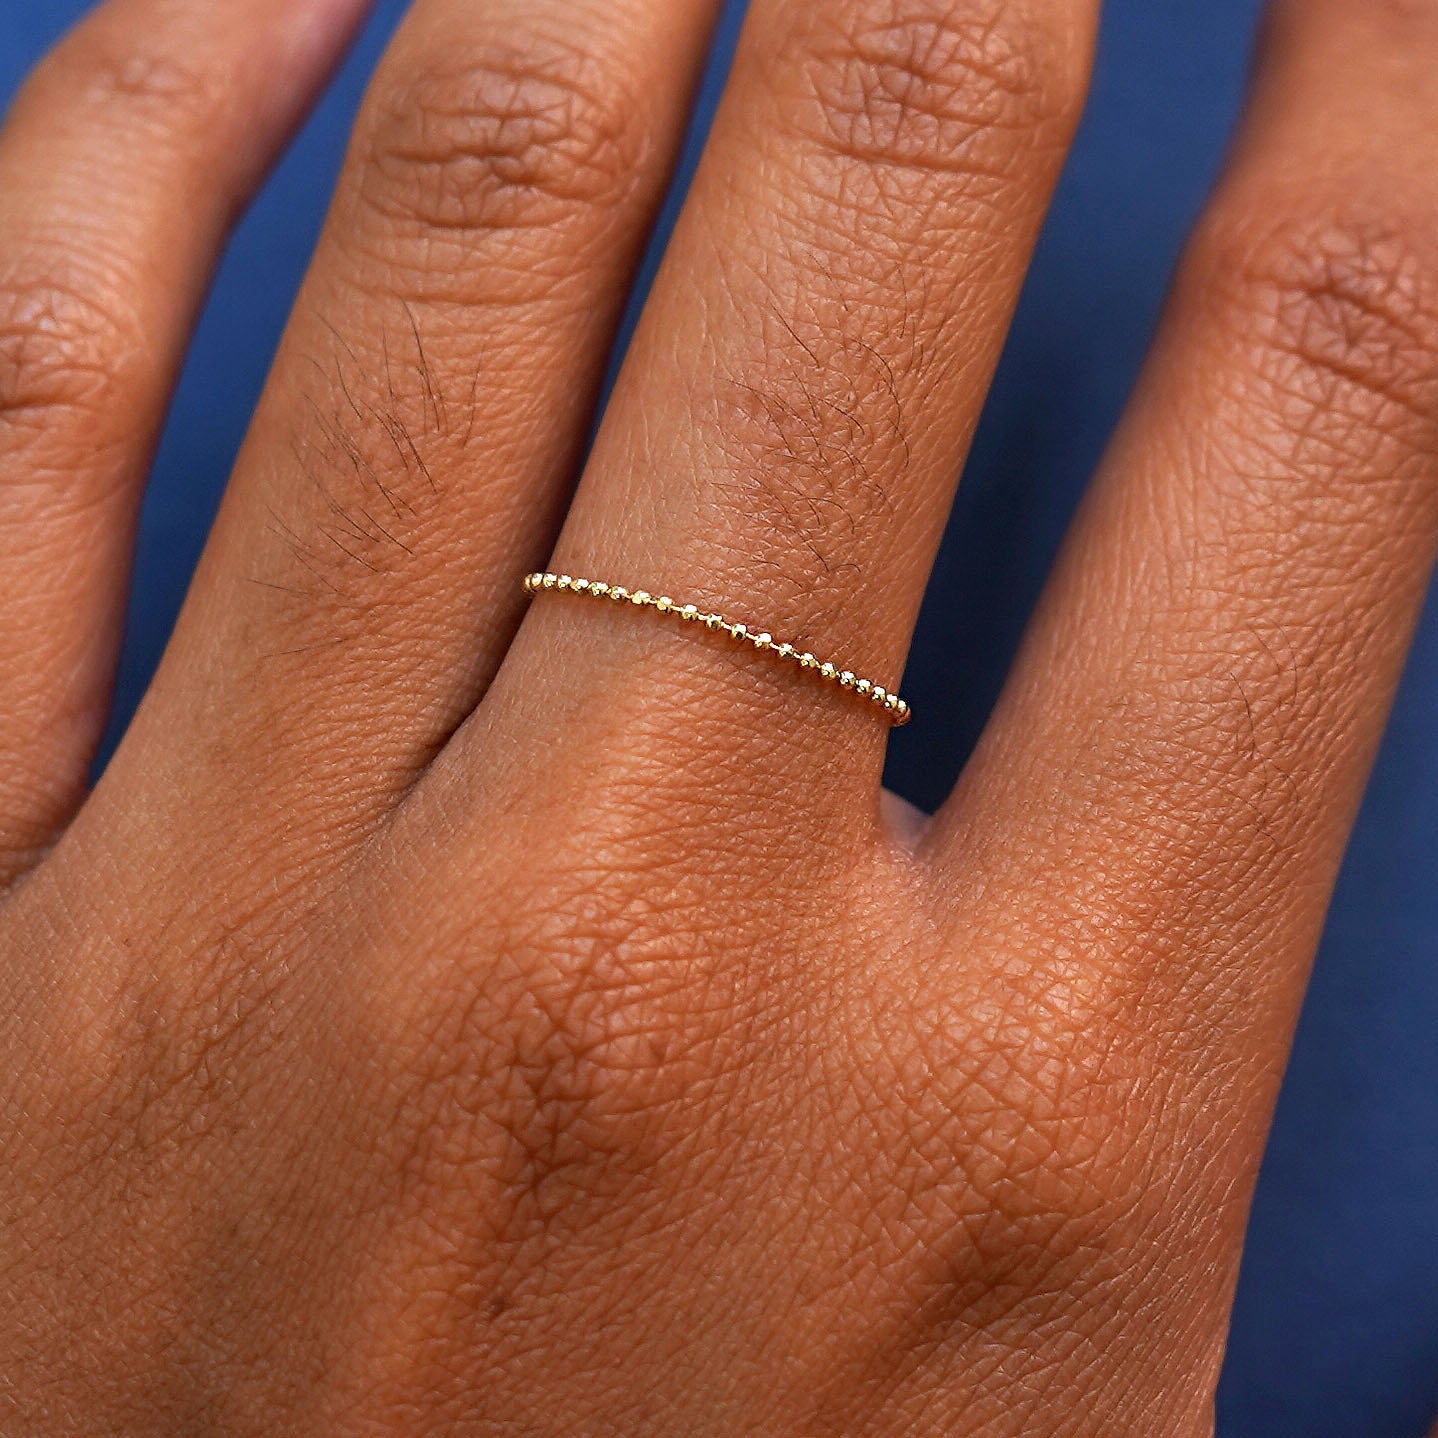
0;0;1434;1432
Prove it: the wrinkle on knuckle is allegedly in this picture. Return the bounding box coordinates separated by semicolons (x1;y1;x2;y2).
0;262;139;445
98;926;305;1164
780;0;1084;180
1193;204;1438;465
76;48;217;124
388;852;743;1241
7;924;300;1214
849;974;1145;1347
24;25;222;134
356;39;647;242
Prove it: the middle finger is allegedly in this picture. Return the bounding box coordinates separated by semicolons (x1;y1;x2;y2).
106;0;721;836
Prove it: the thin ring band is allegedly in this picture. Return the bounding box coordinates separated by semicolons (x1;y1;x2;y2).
523;572;912;727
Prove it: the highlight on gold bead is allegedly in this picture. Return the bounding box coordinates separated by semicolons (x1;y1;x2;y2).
522;572;912;727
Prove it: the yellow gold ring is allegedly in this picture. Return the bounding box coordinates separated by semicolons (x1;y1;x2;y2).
523;572;911;727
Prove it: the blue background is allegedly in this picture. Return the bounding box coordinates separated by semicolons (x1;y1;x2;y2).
4;2;1436;1433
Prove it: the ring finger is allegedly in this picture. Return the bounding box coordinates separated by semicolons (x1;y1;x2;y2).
485;0;1097;831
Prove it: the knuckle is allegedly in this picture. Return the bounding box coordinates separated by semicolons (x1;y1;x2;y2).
781;0;1087;176
1189;199;1438;445
76;49;216;122
862;969;1150;1338
356;39;647;240
387;844;738;1238
0;261;138;439
24;22;222;132
100;925;301;1161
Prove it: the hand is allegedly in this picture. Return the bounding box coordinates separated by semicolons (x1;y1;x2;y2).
2;0;1436;1432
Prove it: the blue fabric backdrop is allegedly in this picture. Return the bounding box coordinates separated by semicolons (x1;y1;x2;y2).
3;2;1435;1433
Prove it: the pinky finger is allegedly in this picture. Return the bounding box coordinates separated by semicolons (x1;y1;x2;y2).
0;0;369;879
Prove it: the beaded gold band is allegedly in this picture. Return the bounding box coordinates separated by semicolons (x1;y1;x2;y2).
523;572;911;727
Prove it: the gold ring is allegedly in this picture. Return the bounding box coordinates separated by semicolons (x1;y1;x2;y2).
523;572;911;727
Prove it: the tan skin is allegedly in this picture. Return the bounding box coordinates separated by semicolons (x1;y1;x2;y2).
0;0;1435;1431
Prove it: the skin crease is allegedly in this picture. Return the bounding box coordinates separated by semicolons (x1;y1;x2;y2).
0;0;1435;1435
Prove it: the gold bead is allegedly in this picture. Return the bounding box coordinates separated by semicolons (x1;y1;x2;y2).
820;663;838;681
776;642;794;659
541;573;558;589
730;623;747;640
610;587;629;602
753;633;772;650
681;604;699;621
839;670;856;688
573;578;591;592
855;678;872;696
798;652;818;669
589;581;609;597
632;590;650;605
656;596;673;613
704;613;724;630
872;686;886;703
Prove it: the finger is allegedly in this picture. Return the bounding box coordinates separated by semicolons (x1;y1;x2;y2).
110;0;722;837
488;0;1097;829
931;0;1438;1333
0;0;369;877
